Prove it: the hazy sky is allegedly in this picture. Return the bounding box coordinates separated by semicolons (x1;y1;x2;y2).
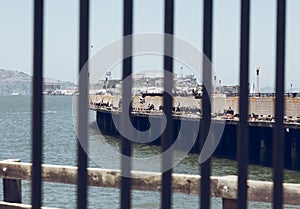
0;0;299;90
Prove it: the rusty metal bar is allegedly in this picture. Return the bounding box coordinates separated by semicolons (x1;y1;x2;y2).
32;0;44;208
121;0;134;209
200;0;213;208
77;0;89;209
273;0;286;209
237;0;250;208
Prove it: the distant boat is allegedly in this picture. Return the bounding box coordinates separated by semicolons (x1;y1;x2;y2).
11;92;21;96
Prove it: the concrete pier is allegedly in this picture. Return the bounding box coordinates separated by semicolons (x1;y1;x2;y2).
90;94;300;170
93;109;300;170
90;94;300;119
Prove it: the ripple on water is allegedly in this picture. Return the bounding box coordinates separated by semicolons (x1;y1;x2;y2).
1;96;300;208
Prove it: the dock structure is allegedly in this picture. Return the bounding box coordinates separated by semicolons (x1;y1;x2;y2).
89;94;300;118
88;94;300;170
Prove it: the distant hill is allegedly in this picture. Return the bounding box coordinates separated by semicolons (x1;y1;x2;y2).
0;69;75;96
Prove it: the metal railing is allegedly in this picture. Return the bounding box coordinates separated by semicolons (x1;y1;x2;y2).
25;0;289;208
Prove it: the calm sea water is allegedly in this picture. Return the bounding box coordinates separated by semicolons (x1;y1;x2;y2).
0;96;299;208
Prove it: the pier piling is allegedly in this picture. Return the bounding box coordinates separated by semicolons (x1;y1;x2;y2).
222;198;237;209
3;159;22;203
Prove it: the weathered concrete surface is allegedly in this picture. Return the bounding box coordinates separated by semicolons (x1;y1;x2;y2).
0;201;59;209
1;161;300;205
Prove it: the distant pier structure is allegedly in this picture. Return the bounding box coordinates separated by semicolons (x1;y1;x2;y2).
89;94;300;170
43;83;60;91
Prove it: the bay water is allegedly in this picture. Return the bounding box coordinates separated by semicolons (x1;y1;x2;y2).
0;96;299;208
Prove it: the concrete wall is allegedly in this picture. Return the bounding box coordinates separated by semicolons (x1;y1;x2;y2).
89;95;300;117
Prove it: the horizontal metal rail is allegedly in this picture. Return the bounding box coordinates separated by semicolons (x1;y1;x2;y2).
0;161;300;206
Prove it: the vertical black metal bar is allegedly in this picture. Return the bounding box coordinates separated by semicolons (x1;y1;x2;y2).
121;0;133;209
200;1;213;209
273;0;286;208
161;1;174;209
237;0;250;208
77;0;89;209
31;0;44;208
